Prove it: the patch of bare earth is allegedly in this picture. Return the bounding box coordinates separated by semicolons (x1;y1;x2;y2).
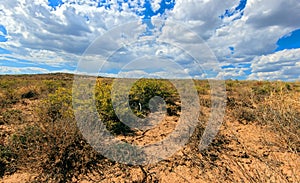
1;83;299;182
0;172;36;183
217;120;299;182
72;111;299;182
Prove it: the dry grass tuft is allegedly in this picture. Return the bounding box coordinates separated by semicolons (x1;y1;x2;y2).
0;74;299;182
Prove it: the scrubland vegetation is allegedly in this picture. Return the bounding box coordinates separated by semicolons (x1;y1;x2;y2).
0;74;299;182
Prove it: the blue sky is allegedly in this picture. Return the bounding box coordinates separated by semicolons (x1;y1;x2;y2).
0;0;300;80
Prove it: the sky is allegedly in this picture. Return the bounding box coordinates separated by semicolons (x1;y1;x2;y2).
0;0;300;80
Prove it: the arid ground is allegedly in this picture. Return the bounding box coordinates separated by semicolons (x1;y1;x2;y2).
0;74;299;183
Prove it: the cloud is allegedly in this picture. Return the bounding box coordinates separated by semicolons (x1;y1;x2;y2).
249;49;300;81
219;69;248;80
245;0;300;28
161;0;300;81
1;0;300;80
166;0;239;40
207;0;300;63
0;49;79;67
78;35;204;78
0;66;49;74
150;0;162;12
0;0;141;68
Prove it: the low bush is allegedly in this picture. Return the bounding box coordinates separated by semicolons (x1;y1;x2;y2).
94;79;180;134
0;109;23;125
128;79;179;117
41;87;73;122
0;145;17;177
255;92;300;152
5;86;104;182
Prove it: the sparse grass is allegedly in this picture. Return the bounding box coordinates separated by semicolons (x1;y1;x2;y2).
0;109;23;125
0;74;299;182
0;145;17;177
256;92;300;152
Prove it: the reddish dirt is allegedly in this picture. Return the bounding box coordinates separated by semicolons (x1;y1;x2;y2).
0;81;299;182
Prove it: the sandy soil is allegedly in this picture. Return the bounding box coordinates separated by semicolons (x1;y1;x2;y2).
0;87;299;182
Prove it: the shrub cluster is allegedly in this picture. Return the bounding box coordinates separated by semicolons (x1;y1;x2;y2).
94;79;180;134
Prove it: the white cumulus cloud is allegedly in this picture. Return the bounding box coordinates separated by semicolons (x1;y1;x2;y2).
249;49;300;81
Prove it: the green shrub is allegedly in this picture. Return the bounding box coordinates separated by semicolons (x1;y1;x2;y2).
41;87;73;122
128;79;179;117
43;80;60;93
225;79;240;91
2;89;20;106
252;81;273;95
94;79;180;134
21;89;38;99
94;81;132;134
196;85;209;95
252;81;293;97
